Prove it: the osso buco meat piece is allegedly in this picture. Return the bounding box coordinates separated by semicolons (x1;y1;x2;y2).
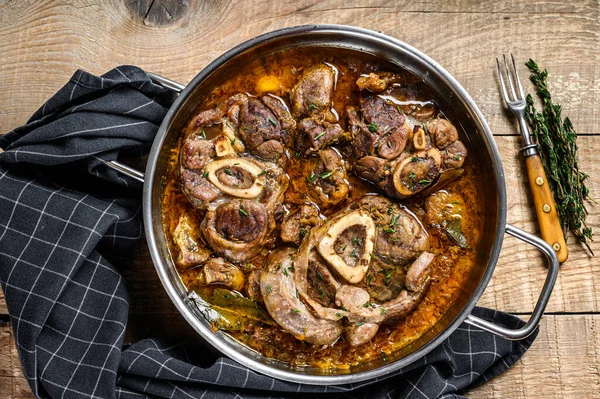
348;76;468;199
259;195;434;347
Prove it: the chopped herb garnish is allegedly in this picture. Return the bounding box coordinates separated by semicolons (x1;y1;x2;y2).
379;269;393;279
336;312;342;318
308;103;318;110
366;275;373;286
288;265;295;272
307;173;318;183
380;350;388;361
355;320;365;327
363;302;372;308
239;206;248;216
367;123;378;133
411;156;420;162
369;253;375;260
295;288;299;299
300;228;307;238
202;171;209;178
201;129;206;139
291;309;300;313
352;237;363;246
320;171;334;179
230;137;237;146
316;270;324;281
224;168;233;176
350;248;359;259
380;307;387;314
383;227;395;234
318;286;326;299
342;245;347;251
409;172;416;180
276;263;282;272
390;214;399;226
418;179;431;185
387;139;392;148
258;170;267;176
246;263;252;271
452;155;462;161
341;306;349;312
275;210;284;217
266;285;272;293
387;206;394;215
283;267;288;276
314;131;326;140
294;151;302;159
268;117;277;126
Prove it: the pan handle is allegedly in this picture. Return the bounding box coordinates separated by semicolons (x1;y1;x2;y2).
464;224;559;340
146;72;186;93
105;72;184;182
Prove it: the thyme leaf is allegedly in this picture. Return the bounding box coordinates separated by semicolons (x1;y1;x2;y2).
525;59;594;254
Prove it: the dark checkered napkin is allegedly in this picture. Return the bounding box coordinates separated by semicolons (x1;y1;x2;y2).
0;66;537;399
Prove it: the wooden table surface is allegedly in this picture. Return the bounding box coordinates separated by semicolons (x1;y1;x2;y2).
1;1;599;397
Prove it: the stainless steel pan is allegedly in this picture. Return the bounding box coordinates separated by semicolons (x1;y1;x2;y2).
108;24;559;385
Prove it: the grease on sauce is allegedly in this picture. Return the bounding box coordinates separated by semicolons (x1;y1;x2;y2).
161;47;485;369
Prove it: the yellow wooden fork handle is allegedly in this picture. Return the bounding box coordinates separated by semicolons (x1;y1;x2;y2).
524;154;569;263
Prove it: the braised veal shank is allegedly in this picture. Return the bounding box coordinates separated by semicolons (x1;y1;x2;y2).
162;47;482;369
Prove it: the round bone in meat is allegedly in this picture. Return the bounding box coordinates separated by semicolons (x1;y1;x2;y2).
204;157;266;199
202;200;269;262
392;148;441;198
317;210;376;284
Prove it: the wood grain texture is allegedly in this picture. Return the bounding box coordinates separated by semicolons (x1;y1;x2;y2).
0;323;34;399
125;0;191;26
2;315;600;399
469;314;600;399
0;1;599;398
0;1;598;134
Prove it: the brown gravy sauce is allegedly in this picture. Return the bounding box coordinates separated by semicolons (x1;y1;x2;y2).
161;47;485;369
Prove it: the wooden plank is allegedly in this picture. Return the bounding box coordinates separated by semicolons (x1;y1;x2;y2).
0;1;598;135
1;315;599;398
0;323;34;399
468;314;600;399
0;1;598;398
477;135;600;313
1;135;596;315
125;0;190;26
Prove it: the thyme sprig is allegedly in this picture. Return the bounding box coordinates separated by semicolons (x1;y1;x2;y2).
525;59;595;254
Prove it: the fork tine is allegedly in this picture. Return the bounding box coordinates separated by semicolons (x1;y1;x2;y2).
503;54;517;101
496;57;511;104
511;53;526;100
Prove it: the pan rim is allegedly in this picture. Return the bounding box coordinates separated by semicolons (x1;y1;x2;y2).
142;24;507;385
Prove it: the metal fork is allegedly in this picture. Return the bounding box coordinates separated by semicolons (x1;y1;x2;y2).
496;54;568;263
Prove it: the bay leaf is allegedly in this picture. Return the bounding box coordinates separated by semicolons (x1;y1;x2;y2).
445;219;469;249
190;287;275;332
